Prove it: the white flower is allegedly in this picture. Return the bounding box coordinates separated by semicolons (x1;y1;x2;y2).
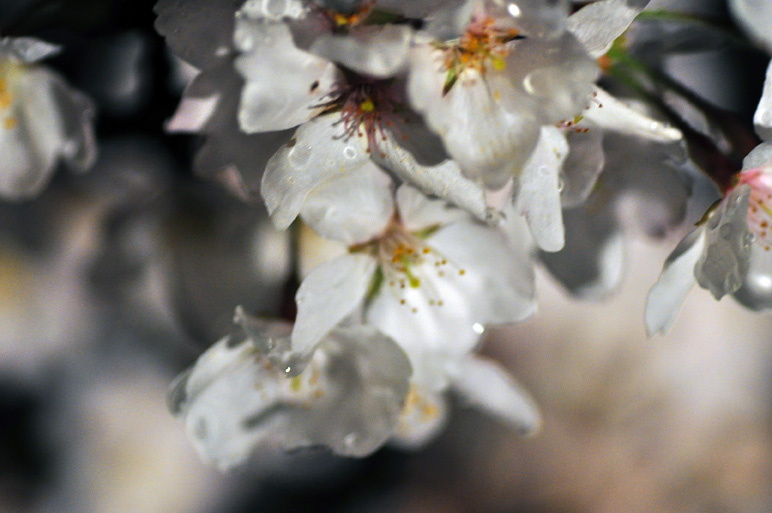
287;182;541;440
405;1;598;189
169;308;412;470
645;143;772;334
0;37;97;200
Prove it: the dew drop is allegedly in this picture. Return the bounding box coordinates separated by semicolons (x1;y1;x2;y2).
523;69;552;98
287;145;312;169
719;223;734;240
344;433;359;448
557;173;566;193
472;322;485;334
343;146;357;159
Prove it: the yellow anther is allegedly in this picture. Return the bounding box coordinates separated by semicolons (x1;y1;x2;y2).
491;57;506;70
290;376;302;392
360;99;375;112
3;117;16;130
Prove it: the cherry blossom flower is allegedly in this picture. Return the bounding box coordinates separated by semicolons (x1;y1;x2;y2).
0;37;97;200
168;308;412;469
286;181;541;441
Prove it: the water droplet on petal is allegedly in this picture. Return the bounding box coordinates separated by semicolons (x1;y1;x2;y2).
523;70;551;98
343;146;357;159
472;323;485;334
287;145;311;169
344;433;359;448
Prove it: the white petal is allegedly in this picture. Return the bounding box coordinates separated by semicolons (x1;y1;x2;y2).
375;127;495;223
645;228;705;336
516;125;568;252
560;127;605;208
395;184;471;232
292;254;376;358
170;321;411;469
695;186;754;299
0;37;61;63
428;222;536;324
300;164;394;245
729;0;772;53
754;60;772;142
234;21;340;132
390;385;448;450
366;221;535;389
584;88;682;142
166;93;220;132
451;356;541;436
261;113;384;234
308;25;411;78
567;0;648;58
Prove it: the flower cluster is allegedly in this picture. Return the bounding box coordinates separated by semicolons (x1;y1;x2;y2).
11;0;772;474
149;0;703;468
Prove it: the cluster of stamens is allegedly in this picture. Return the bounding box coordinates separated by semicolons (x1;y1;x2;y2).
354;217;466;313
436;17;519;95
321;78;405;156
313;1;374;31
737;167;772;251
558;91;602;133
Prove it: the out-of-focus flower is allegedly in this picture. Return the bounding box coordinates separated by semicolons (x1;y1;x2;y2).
0;37;97;200
169;308;412;470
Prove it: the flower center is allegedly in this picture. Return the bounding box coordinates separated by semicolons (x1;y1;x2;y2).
436;17;519;95
311;0;373;31
737;167;772;250
353;217;466;312
321;77;405;156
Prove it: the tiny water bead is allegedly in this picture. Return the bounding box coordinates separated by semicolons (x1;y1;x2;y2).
737;167;772;251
